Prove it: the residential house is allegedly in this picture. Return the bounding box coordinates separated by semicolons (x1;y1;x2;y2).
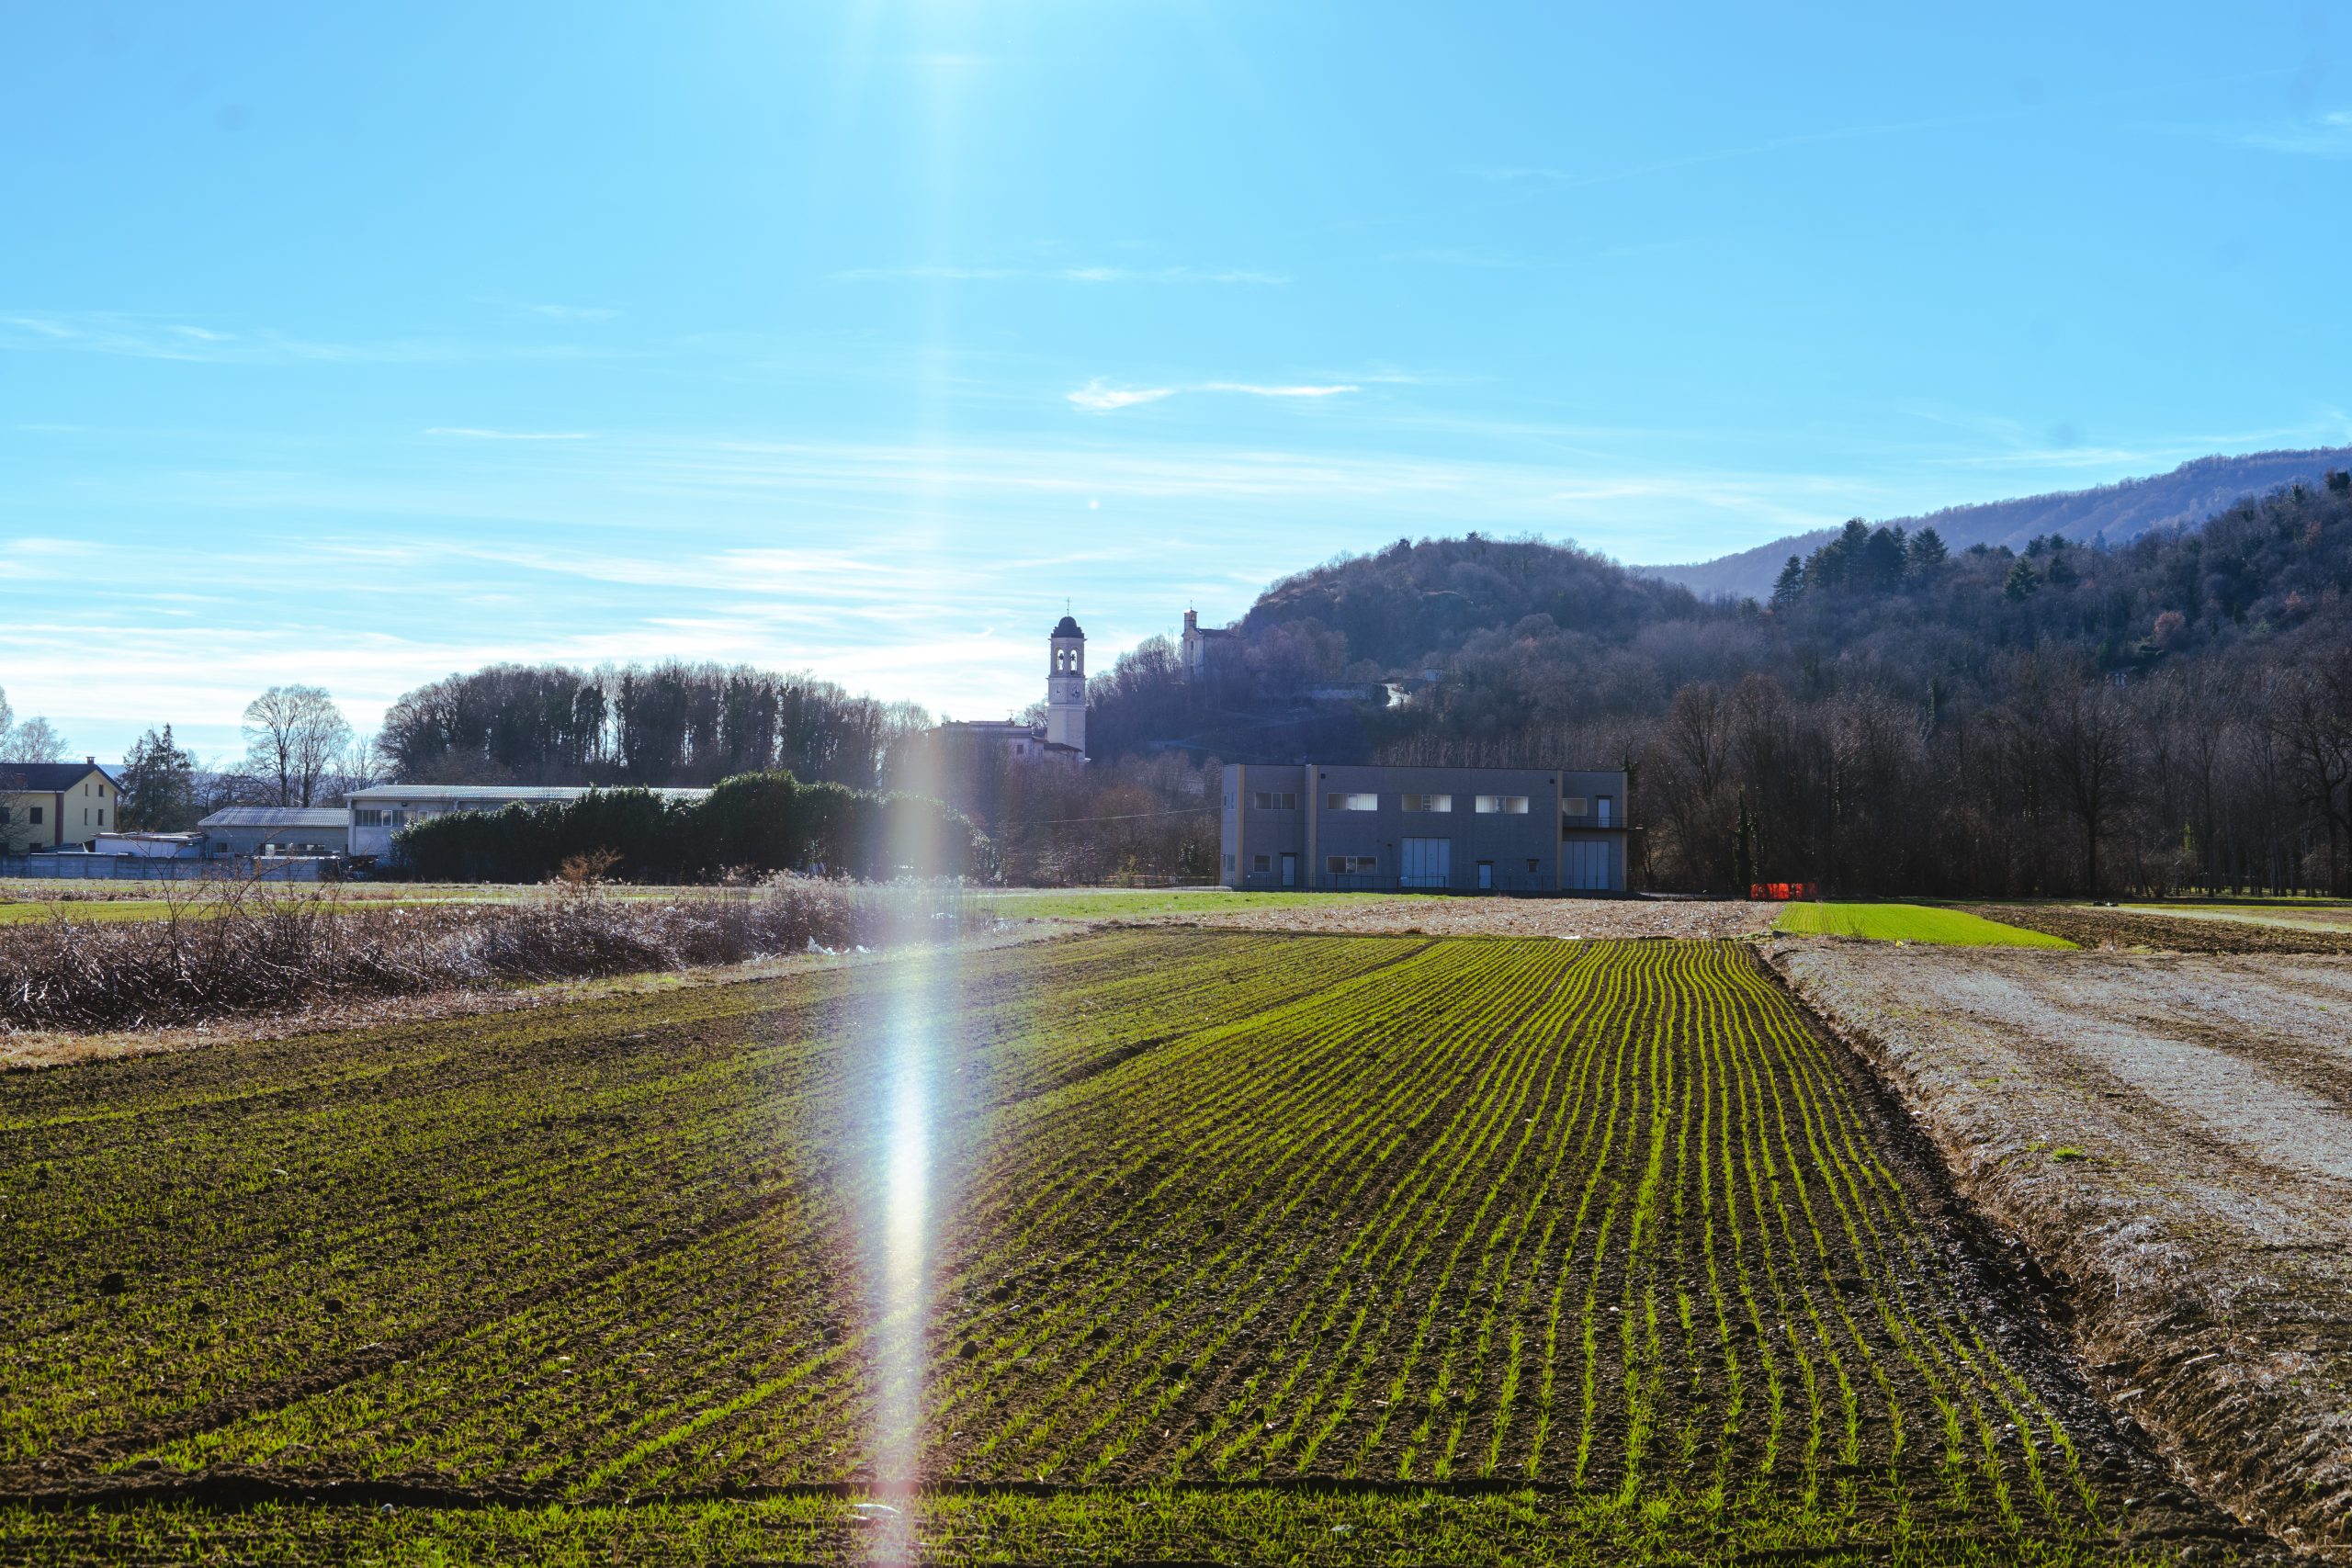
0;759;122;852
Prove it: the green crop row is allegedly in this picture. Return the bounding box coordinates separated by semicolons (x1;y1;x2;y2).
1773;902;2077;947
3;931;2159;1562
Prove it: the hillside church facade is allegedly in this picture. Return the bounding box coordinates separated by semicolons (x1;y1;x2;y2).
927;614;1090;764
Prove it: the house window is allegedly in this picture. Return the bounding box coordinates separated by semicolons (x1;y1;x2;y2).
1563;796;1589;817
1401;793;1453;813
1325;854;1377;873
1252;791;1297;809
97;808;105;826
1475;795;1529;814
355;809;384;827
1325;792;1378;811
29;807;43;825
0;807;9;823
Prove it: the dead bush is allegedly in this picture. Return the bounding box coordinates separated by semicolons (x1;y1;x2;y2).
0;875;980;1033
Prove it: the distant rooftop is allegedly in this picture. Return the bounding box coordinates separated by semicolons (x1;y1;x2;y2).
0;760;120;790
198;807;348;829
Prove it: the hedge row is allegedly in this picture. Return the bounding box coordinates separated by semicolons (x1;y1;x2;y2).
390;772;992;883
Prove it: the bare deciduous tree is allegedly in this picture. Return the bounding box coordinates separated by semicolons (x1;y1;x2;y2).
0;687;70;764
242;685;355;807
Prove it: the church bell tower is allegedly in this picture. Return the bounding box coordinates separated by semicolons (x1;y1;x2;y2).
1046;613;1087;755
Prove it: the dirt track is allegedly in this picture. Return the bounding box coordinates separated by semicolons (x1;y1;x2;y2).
1772;941;2352;1552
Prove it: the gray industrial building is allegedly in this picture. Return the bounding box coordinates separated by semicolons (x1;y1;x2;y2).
195;806;352;859
1219;762;1629;893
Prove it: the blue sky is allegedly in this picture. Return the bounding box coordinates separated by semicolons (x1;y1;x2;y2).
5;2;2351;761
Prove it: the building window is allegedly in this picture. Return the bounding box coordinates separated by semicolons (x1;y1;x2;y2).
0;807;9;823
1252;791;1297;810
1252;853;1271;872
1223;791;1235;808
1325;854;1377;874
355;809;384;827
97;809;105;827
1401;793;1453;813
1325;792;1378;811
28;807;42;825
1222;852;1234;872
1475;795;1529;815
1563;796;1589;817
1526;858;1539;873
1596;795;1614;826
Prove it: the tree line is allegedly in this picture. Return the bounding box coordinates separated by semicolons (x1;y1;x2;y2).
378;662;927;791
391;771;988;884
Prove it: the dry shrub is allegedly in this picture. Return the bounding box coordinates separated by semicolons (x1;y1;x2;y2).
0;875;979;1033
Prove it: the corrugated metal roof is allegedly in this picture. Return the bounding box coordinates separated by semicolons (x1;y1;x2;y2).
198;807;349;829
344;784;712;802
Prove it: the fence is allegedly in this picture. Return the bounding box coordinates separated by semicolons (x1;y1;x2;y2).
0;854;330;883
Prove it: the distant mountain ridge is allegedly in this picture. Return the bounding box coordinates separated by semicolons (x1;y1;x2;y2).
1639;445;2352;601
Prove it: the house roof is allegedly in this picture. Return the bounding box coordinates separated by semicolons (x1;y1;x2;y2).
345;784;712;803
0;761;116;791
198;807;349;830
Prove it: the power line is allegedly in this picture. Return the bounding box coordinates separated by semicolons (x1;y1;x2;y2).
989;804;1220;829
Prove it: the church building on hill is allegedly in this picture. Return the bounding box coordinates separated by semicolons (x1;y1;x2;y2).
926;614;1090;764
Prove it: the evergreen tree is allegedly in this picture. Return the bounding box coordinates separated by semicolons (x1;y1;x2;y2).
119;725;200;831
1769;554;1805;609
1905;525;1948;579
1860;525;1907;589
2004;558;2042;600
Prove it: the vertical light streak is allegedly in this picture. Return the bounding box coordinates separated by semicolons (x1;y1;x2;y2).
867;947;936;1563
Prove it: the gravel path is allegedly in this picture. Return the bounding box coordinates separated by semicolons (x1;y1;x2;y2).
1774;942;2352;1552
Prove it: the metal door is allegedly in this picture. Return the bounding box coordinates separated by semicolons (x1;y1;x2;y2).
1280;852;1296;887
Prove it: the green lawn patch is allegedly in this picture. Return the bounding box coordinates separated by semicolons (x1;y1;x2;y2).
1774;901;2076;948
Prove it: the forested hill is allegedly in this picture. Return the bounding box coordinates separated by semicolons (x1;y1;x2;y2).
1642;445;2352;601
1247;535;1702;673
1089;469;2352;897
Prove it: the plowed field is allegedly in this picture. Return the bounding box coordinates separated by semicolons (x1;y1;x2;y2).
1;931;2254;1562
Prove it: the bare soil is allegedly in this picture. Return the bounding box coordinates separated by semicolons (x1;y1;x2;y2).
1966;904;2352;955
1771;941;2352;1552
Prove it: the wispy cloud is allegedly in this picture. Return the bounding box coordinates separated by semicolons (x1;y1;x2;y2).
2233;108;2352;157
1201;382;1359;399
0;311;617;365
424;426;594;441
833;264;1288;286
1066;381;1178;412
1067;378;1359;412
